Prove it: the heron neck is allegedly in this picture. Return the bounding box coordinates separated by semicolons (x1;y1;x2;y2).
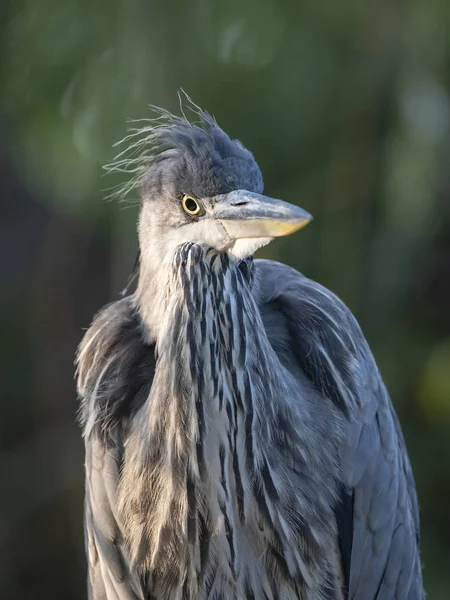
135;243;254;340
137;241;279;464
121;242;342;595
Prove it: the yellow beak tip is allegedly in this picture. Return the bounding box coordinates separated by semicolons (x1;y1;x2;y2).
270;218;312;237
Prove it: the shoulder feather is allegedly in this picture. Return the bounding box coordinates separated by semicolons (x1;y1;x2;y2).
255;259;423;599
76;296;155;439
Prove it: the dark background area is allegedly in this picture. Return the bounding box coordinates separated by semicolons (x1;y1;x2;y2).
1;0;450;598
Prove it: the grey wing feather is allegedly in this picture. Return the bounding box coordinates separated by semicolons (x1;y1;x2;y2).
85;438;143;600
255;259;424;600
76;297;155;600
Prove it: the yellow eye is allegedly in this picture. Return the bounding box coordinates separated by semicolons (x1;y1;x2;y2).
182;194;201;216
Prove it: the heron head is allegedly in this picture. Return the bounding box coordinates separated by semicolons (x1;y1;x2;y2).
110;102;312;262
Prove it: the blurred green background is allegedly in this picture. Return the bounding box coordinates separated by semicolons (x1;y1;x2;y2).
1;0;450;598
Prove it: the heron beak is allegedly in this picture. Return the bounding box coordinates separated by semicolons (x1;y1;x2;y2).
212;190;312;239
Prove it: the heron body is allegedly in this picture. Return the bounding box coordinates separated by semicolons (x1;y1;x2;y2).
77;102;424;599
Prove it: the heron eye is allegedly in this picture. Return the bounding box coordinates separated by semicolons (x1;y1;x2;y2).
181;195;201;216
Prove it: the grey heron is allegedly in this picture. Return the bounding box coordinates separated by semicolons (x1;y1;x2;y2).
76;102;424;599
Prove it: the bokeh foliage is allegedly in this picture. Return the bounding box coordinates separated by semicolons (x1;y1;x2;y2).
1;0;450;598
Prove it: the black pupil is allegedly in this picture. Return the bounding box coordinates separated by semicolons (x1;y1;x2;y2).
185;197;198;212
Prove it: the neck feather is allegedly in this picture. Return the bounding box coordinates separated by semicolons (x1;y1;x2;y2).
121;242;342;598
